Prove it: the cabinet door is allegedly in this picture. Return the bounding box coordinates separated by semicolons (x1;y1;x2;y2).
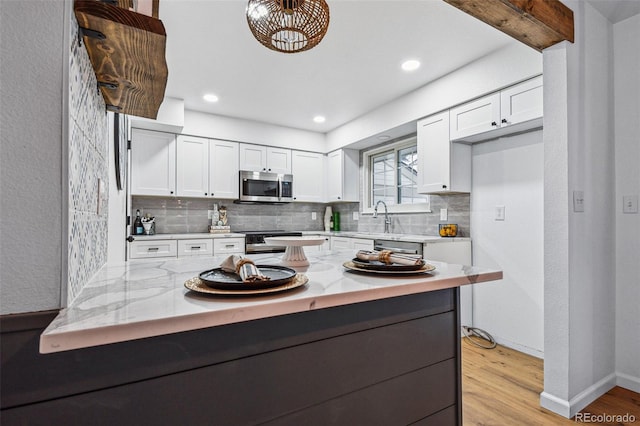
130;130;176;196
291;151;324;202
330;236;351;250
129;240;177;259
500;75;543;126
418;112;451;193
326;150;343;201
266;147;292;174
239;144;267;172
210;140;239;199
213;238;245;255
352;238;374;251
178;239;214;257
176;135;209;197
449;93;500;141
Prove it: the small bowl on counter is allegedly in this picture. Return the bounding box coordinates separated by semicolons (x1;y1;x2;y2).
439;224;458;237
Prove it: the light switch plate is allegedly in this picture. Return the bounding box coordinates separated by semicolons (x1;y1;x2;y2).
573;190;585;212
495;205;505;221
623;195;638;214
440;208;448;221
312;212;317;220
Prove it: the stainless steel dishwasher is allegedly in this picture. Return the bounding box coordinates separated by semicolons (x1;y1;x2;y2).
373;239;423;256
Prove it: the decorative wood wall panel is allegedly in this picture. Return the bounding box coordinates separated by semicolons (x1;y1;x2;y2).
74;0;167;119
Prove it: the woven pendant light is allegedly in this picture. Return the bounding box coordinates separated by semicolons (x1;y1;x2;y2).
246;0;330;53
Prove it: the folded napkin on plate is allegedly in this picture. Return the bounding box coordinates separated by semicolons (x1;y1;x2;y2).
220;255;270;283
356;250;423;266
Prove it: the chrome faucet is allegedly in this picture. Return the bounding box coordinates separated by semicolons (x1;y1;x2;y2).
373;200;391;233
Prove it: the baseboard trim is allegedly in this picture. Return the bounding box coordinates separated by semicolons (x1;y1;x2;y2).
492;335;544;359
540;373;617;418
617;372;640;393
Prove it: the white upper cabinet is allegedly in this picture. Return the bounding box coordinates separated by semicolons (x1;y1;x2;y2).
131;129;176;196
499;75;543;126
176;135;209;197
239;143;291;174
209;140;239;199
266;147;292;174
450;75;543;143
176;136;240;199
291;150;324;202
417;111;471;194
449;93;501;141
326;149;359;202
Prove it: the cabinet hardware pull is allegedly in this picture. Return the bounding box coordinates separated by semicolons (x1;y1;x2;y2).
148;247;159;251
225;244;234;248
491;121;497;126
190;246;201;250
501;118;508;124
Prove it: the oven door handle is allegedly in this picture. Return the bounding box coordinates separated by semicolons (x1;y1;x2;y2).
374;245;419;255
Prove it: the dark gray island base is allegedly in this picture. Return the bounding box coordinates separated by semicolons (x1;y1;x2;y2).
2;288;461;425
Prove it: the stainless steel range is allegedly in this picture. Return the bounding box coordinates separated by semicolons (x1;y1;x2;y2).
241;231;303;254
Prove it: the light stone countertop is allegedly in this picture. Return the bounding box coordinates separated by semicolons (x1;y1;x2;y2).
40;250;500;354
131;233;245;240
303;231;471;243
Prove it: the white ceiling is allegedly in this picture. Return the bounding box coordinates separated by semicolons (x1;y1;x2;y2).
158;0;639;134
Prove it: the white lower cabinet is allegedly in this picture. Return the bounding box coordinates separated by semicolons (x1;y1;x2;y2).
304;236;331;253
129;240;178;259
330;236;373;251
178;239;214;257
213;238;245;255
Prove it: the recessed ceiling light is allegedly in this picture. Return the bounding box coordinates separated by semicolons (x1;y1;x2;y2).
401;60;421;72
313;115;326;123
203;93;219;103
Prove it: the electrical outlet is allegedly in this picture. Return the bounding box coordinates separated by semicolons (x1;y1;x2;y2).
495;205;505;221
440;208;448;221
573;191;585;212
623;195;638;214
312;212;317;220
352;211;359;221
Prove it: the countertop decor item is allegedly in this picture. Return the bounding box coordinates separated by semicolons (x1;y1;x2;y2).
264;235;326;266
439;224;458;237
246;0;330;54
185;273;307;296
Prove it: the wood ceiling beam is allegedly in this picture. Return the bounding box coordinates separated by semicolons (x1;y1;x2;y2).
443;0;574;52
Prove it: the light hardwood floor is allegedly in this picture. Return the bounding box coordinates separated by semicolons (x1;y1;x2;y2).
462;339;640;425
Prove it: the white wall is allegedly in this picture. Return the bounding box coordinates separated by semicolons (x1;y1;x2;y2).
180;110;326;152
471;130;544;357
0;0;66;314
541;1;618;417
325;44;542;151
614;13;640;393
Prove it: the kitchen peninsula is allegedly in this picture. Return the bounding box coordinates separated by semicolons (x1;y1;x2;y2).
10;251;501;424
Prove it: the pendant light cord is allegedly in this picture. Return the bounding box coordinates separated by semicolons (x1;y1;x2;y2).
462;326;497;349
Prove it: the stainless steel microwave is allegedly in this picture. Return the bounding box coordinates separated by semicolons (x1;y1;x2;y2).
239;170;293;203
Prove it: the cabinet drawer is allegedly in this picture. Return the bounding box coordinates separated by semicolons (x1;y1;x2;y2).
213;238;245;255
178;239;214;257
129;240;177;259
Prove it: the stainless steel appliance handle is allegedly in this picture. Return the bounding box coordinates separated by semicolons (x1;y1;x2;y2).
374;245;419;254
278;176;282;201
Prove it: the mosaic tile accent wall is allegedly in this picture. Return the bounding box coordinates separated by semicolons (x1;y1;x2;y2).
67;17;108;304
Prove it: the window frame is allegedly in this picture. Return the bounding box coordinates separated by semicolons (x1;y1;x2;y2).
361;135;431;215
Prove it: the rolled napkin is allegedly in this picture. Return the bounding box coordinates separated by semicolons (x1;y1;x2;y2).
220;255;271;283
356;250;424;266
